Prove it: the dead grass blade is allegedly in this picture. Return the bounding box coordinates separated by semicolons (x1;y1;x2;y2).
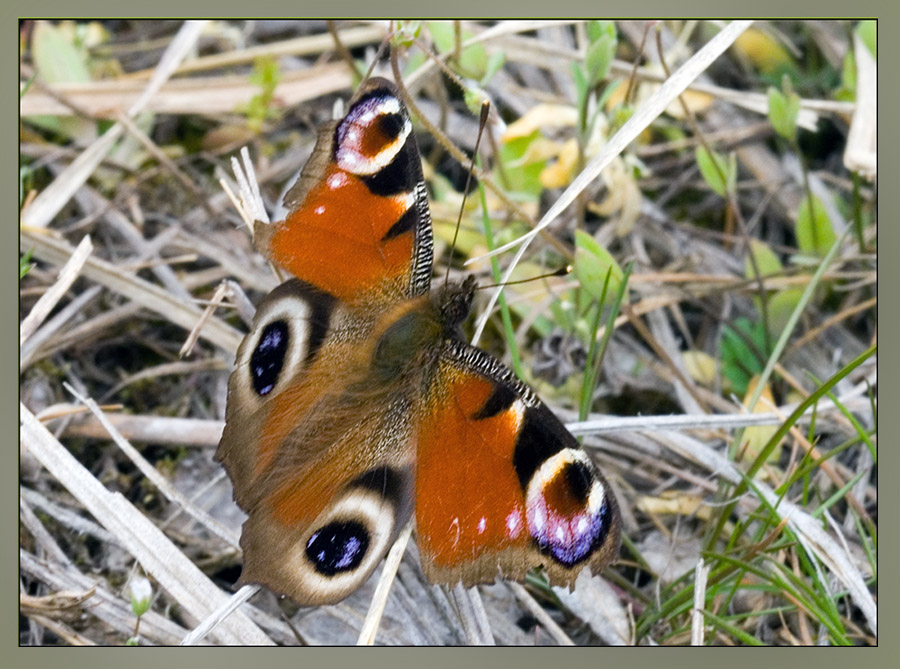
64;383;239;549
20;21;207;230
843;32;876;180
56;411;223;447
20;235;92;346
21;61;353;119
21;228;243;354
20;403;274;645
357;521;414;645
181;585;261;646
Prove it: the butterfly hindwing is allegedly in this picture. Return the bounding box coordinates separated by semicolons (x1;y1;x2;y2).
216;278;418;605
415;341;621;588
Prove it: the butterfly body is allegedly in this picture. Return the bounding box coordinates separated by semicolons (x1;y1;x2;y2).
217;78;620;606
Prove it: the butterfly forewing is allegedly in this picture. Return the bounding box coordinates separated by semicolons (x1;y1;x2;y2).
254;79;433;306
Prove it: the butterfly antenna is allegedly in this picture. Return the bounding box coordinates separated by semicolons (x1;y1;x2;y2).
476;265;573;291
444;98;491;286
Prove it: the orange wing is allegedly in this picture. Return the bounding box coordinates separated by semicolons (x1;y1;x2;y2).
254;78;433;306
415;342;621;589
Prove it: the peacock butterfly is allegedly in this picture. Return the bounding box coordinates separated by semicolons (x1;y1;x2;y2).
215;77;621;606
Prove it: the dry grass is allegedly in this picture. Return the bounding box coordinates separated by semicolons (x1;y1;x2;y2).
19;20;876;646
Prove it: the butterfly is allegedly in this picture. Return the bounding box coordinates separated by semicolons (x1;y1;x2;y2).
216;77;621;606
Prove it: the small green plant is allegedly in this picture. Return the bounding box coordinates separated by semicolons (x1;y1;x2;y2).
767;80;801;142
240;56;282;134
572;21;619;162
125;576;153;646
695;146;737;199
426;21;504;87
721;317;768;396
20;249;35;280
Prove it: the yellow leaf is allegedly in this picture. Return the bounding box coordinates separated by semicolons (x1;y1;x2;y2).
539;138;579;189
682;350;717;386
588;157;642;235
740;375;783;466
637;493;710;520
665;89;715;118
511;137;565;166
733;28;793;75
502;104;578;141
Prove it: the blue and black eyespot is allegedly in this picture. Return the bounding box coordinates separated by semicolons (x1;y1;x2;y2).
306;521;370;576
250;320;288;396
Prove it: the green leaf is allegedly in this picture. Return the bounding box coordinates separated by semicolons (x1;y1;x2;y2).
585;33;616;86
426;21;489;79
856;20;876;59
548;296;576;333
795;194;837;257
745;239;782;280
28;21;96;141
573;230;624;302
765;288;805;339
496;129;546;201
392;20;422;48
32;21;92;84
427;21;454;52
695;146;736;198
767;83;800;141
20;165;33;209
586;20;616;44
462;87;483;116
239;56;282;133
721;317;767;396
20;249;34;280
571;61;589;116
833;50;857;102
458;43;490;80
481;50;506;85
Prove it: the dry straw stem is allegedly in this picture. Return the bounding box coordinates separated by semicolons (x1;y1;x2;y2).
20;228;244;354
53;392;872;451
120;23;386;79
181;584;261;646
19;234;92;347
63;383;239;548
357;522;414;645
690;557;710;646
20;21;207;231
20;403;274;645
508;582;575;645
20;550;191;645
21;62;354;120
469;20;755;345
843;31;876;180
446;582;495;645
22;486;119;548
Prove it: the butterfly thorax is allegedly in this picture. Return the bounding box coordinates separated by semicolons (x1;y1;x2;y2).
371;276;476;381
